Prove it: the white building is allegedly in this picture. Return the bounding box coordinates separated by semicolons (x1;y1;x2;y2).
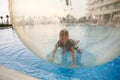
87;0;120;23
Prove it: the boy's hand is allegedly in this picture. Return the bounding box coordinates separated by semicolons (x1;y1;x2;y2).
62;50;65;55
71;64;76;68
48;57;54;62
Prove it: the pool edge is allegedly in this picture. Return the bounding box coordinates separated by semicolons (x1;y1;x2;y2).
0;65;39;80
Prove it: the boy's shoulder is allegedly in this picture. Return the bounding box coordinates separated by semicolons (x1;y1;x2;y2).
69;39;74;41
67;39;75;44
56;40;62;45
68;39;74;42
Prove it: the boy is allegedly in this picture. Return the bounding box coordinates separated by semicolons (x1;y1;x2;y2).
51;29;81;67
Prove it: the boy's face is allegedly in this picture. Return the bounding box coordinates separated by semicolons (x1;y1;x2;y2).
59;34;69;44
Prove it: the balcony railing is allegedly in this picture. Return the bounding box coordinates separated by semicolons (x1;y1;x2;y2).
88;0;96;5
95;0;119;8
93;8;120;15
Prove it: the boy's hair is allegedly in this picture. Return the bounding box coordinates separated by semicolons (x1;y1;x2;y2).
59;29;69;36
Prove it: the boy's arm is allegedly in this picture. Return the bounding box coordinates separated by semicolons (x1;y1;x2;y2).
71;47;76;67
51;46;57;61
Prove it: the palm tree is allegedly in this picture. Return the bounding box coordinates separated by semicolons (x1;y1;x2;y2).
0;16;3;24
6;15;9;25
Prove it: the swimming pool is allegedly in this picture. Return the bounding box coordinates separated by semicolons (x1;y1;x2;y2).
0;26;120;80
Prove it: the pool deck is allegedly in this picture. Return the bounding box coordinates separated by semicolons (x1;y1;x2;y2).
0;65;39;80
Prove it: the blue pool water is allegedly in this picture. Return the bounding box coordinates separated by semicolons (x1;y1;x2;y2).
0;26;120;80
